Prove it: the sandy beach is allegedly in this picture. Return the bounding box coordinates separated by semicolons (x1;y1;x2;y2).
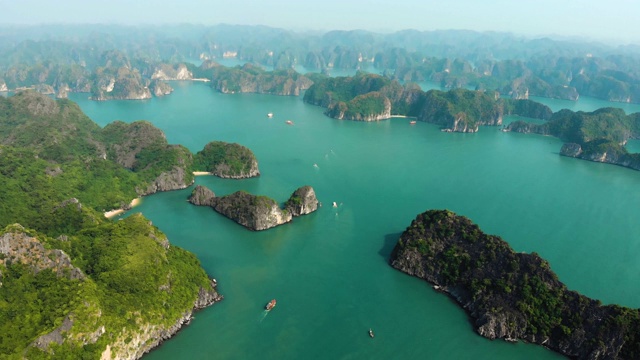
193;171;213;176
104;198;142;219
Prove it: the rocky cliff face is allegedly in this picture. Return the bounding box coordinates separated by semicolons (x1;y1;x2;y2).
99;279;222;360
142;165;193;196
390;209;640;360
188;185;318;231
284;186;319;216
211;191;292;231
150;80;173;97
151;64;193;81
188;185;216;206
560;142;640;171
0;224;84;280
327;94;392;121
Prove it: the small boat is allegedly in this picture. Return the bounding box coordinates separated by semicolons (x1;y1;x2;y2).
265;299;276;311
369;328;375;338
409;120;417;125
285;120;294;125
267;113;273;118
332;202;337;208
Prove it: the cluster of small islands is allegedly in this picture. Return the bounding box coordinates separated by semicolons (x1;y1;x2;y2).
0;24;639;359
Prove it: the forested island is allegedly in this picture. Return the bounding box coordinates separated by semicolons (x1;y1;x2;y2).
0;91;265;358
303;72;552;131
390;210;640;359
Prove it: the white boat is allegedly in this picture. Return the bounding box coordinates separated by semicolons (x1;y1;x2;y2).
267;113;273;118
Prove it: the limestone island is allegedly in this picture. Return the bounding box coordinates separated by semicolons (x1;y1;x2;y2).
390;210;640;359
504;107;640;171
303;72;552;132
193;141;260;178
188;185;318;231
196;62;314;96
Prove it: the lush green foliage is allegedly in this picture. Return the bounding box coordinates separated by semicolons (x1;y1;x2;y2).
193;141;257;177
0;92;218;358
0;215;212;359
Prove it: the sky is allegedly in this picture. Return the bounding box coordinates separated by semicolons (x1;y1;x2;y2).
0;0;638;44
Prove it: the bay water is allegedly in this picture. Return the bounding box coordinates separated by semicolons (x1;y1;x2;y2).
69;83;640;359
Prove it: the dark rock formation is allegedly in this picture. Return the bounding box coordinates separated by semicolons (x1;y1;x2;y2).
390;209;640;360
188;185;216;206
284;186;319;216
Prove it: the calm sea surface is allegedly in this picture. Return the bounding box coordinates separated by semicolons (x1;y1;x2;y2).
69;83;640;359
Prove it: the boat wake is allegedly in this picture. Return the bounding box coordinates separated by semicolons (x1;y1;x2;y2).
258;310;269;323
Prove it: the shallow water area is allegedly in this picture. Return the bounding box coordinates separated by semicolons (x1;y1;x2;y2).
69;83;640;360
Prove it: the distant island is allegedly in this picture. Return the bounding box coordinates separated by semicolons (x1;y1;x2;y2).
188;185;319;231
304;72;552;132
1;24;639;103
505;107;640;171
196;62;314;96
390;210;640;360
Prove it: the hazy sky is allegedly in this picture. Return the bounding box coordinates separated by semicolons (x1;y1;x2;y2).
1;0;638;44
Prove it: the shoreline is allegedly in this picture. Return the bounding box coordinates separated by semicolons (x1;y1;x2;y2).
104;198;142;218
193;171;214;176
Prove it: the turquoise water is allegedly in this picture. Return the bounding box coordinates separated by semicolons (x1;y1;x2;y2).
68;83;640;359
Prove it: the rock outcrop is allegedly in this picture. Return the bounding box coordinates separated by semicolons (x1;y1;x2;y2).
188;185;216;206
151;64;193;81
150;80;173;97
211;191;292;231
189;185;319;231
142;165;193;195
284;186;319;216
390;209;640;360
0;224;84;280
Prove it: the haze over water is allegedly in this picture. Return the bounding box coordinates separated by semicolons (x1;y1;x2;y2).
69;82;640;359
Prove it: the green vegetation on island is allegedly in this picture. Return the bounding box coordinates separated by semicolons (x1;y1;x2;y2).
506;107;640;171
304;72;551;131
0;91;254;358
196;62;313;96
193;141;260;178
390;209;640;360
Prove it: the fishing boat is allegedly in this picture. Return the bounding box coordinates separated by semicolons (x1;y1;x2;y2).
369;328;375;338
409;120;417;125
265;299;277;311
